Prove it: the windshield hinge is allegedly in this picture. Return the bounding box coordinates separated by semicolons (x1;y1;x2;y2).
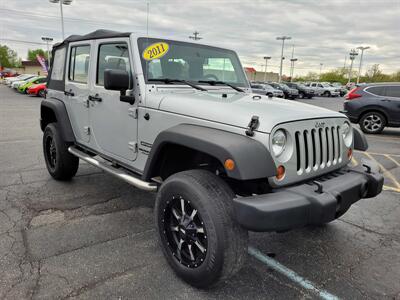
245;116;259;137
128;108;138;119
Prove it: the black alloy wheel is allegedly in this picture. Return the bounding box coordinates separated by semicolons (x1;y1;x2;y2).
162;195;207;268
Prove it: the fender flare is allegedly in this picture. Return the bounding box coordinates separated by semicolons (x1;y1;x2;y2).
40;98;75;143
142;124;277;181
353;127;368;151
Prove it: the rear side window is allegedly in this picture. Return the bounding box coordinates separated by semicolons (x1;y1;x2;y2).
36;78;46;84
385;86;400;98
367;86;385;96
69;45;90;83
50;47;66;81
97;43;130;86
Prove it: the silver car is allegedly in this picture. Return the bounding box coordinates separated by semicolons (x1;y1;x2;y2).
41;29;383;289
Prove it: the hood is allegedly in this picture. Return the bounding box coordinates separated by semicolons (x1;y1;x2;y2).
155;91;344;133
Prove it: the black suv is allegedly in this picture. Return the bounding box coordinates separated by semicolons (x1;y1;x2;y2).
343;83;400;133
285;82;315;99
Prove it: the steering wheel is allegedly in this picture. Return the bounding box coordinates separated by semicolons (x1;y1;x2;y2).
203;74;219;81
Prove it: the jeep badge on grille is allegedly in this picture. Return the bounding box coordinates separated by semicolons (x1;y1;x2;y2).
315;121;326;128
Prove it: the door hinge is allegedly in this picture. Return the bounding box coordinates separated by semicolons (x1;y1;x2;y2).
84;126;91;135
128;141;138;153
128;108;138;119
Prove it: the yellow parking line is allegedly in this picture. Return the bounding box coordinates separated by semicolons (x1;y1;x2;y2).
364;152;400;189
351;157;359;166
385;155;400;167
383;185;400;193
355;150;400;158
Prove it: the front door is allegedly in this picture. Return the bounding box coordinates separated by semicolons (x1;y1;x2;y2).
65;42;92;144
89;39;138;161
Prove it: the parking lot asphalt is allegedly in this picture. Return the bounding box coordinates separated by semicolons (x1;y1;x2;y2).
1;85;399;300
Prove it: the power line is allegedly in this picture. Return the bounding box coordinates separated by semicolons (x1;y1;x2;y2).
0;38;48;46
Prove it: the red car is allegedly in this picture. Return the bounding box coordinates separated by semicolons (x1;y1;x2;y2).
27;83;47;97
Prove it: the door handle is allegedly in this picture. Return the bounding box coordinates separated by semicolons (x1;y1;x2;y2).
88;94;102;102
381;99;391;102
64;90;75;96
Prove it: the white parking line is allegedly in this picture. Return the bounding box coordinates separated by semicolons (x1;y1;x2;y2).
248;247;340;300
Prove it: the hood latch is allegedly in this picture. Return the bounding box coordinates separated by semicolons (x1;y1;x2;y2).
245;116;259;137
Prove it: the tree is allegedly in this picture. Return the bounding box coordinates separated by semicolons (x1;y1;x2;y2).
27;49;48;61
0;45;21;68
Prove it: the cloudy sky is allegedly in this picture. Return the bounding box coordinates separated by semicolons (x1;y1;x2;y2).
1;0;399;76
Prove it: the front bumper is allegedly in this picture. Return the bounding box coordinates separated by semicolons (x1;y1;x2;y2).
233;162;383;232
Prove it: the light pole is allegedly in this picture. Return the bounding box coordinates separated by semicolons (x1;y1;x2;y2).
348;49;358;84
290;58;298;81
276;36;291;82
356;46;370;84
41;37;53;69
263;56;271;82
319;63;323;81
49;0;73;39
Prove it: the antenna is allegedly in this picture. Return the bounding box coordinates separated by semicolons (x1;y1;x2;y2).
146;1;149;36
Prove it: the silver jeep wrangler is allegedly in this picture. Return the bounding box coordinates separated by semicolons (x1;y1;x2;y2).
41;30;383;288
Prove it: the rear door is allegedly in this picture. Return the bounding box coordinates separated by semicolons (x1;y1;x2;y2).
89;38;138;162
65;42;93;144
384;86;400;124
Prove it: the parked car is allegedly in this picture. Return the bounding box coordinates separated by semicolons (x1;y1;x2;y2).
27;82;47;97
269;82;299;99
284;82;315;99
4;74;35;86
41;29;382;288
250;83;284;97
342;83;400;133
307;82;340;97
330;82;347;97
17;76;47;93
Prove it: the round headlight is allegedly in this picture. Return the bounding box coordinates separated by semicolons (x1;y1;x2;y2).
272;130;287;157
342;122;353;147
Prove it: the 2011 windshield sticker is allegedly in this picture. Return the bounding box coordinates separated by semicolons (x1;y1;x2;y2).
142;42;169;61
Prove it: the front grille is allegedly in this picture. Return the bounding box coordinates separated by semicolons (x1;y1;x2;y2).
294;126;342;175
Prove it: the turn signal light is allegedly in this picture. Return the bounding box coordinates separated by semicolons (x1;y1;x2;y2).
224;159;235;171
276;165;285;180
347;148;353;159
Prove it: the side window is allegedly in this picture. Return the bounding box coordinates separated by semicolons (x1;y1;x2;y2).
367;86;385;96
97;43;130;86
68;45;90;83
50;47;66;81
385;86;400;98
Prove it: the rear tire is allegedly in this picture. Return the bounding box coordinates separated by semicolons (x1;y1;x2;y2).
323;91;331;97
43;123;79;180
38;89;45;97
155;169;248;288
359;112;385;134
298;92;305;99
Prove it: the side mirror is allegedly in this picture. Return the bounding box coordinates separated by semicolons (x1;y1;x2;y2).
104;69;130;91
104;69;135;104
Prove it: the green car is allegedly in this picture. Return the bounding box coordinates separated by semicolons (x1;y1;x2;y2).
18;76;47;93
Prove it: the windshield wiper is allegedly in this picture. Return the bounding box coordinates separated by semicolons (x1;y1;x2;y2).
198;80;245;92
148;78;207;91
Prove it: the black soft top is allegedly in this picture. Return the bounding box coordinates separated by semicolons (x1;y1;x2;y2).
53;29;131;48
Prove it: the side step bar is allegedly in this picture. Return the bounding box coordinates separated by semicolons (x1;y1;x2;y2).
68;146;157;192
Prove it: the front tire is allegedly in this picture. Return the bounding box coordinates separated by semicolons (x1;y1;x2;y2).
43;123;79;180
155;170;248;288
359;112;385;134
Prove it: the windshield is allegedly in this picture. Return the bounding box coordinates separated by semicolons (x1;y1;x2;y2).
138;38;249;88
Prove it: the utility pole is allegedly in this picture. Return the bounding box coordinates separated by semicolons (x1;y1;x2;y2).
263;56;271;82
276;36;291;82
356;46;370;84
348;49;358;84
41;37;53;69
189;31;202;41
319;63;323;81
